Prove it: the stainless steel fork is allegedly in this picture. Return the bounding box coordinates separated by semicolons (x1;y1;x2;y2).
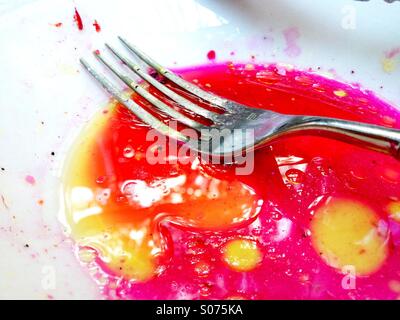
80;37;400;160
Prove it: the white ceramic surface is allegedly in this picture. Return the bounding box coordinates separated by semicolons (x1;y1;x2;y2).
0;0;399;299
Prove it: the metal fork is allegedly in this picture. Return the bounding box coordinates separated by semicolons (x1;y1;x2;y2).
80;37;400;160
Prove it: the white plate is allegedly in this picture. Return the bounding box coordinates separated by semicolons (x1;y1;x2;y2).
0;0;399;299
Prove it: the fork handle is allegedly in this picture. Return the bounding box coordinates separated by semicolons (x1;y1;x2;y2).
287;116;400;159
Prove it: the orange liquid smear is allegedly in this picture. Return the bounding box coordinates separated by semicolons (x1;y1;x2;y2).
63;63;400;299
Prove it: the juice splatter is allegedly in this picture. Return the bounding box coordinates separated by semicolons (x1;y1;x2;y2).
63;63;400;299
93;20;101;32
73;8;83;31
25;175;36;185
207;50;216;61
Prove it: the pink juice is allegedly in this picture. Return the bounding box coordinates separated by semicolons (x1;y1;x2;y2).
62;63;400;299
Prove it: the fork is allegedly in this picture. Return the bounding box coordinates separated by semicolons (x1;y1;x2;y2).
80;37;400;160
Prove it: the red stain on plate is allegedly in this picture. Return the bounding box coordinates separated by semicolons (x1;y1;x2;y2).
74;8;84;31
93;20;101;32
207;50;216;61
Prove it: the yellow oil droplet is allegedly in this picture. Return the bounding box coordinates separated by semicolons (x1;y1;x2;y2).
222;239;262;272
333;90;347;98
310;198;389;276
387;201;400;222
382;58;396;73
105;237;156;281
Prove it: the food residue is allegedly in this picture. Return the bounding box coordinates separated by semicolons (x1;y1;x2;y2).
74;8;84;31
63;63;400;300
93;20;101;32
206;50;216;61
25;175;36;185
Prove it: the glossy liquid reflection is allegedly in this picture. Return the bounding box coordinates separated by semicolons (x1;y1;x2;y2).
63;63;400;299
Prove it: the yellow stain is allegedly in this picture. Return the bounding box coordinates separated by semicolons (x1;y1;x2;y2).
62;105;156;282
333;90;347;98
62;101;261;281
222;239;262;272
382;58;397;73
311;198;388;276
387;201;400;222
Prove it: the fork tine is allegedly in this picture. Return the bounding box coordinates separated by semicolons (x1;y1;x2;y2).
80;58;189;143
105;43;217;121
94;51;206;130
118;36;229;110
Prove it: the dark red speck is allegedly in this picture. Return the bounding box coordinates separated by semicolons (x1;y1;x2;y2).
93;20;101;32
207;50;216;61
54;22;62;28
74;8;84;31
94;49;100;55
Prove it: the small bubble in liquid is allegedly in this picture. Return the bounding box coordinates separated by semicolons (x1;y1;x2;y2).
199;283;212;296
95;273;108;286
271;211;283;221
194;260;211;277
171;281;178;290
285;168;304;185
312;84;325;92
299;273;310;283
123;145;135;158
96;175;106;184
186;239;206;255
77;247;97;263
